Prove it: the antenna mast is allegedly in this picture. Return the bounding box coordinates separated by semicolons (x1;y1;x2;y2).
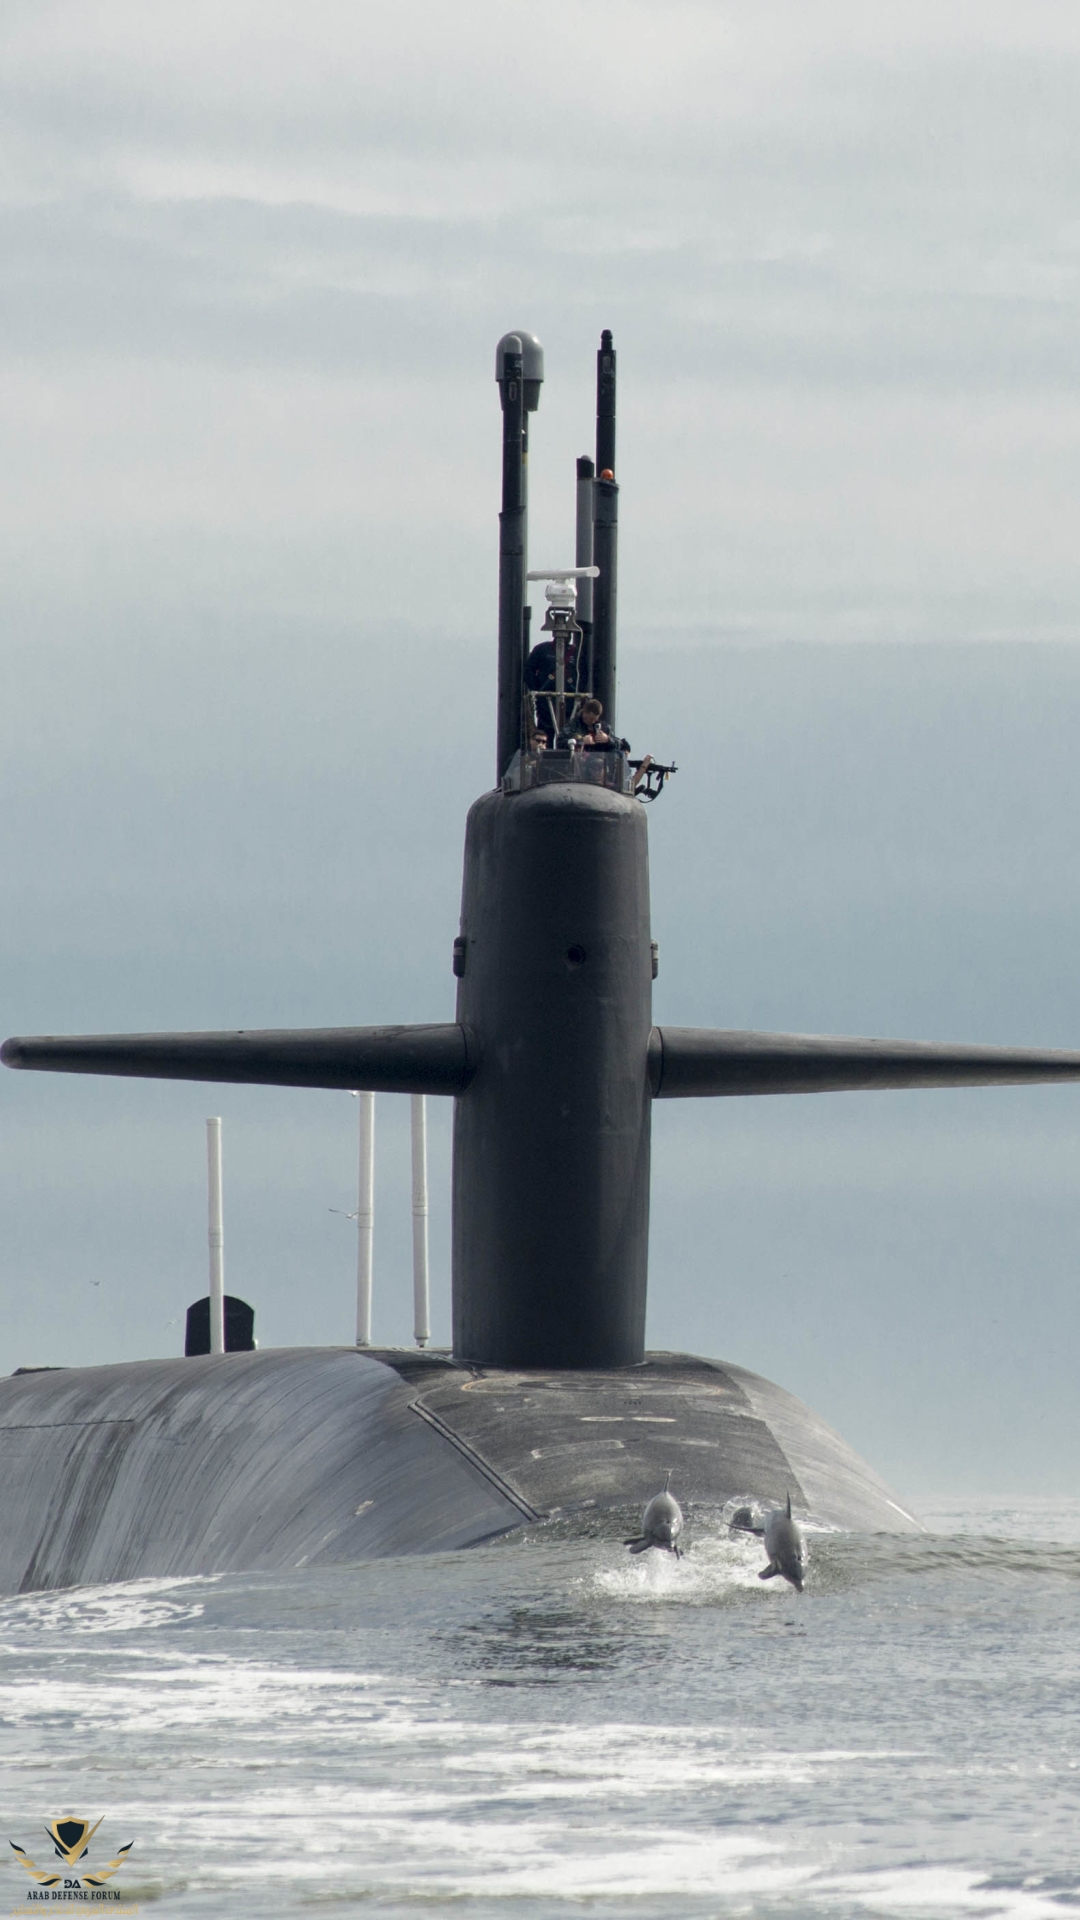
592;330;618;729
495;331;544;779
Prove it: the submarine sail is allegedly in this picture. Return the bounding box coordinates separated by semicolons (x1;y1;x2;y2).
4;329;1080;1590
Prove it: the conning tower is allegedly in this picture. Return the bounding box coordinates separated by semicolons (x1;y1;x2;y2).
455;329;653;1367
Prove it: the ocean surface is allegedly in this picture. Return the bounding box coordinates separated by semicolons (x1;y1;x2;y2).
2;1497;1078;1918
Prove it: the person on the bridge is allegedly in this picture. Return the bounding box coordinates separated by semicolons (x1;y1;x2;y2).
525;633;582;744
575;698;609;746
575;698;629;754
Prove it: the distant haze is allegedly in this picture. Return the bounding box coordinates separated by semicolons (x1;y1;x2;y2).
3;3;1080;1498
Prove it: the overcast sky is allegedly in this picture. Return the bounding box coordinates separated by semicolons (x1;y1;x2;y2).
4;2;1080;1499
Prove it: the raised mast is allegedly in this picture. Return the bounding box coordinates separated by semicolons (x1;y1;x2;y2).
494;329;544;781
591;329;619;730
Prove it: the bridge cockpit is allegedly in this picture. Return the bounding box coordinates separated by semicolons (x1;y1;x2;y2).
502;568;674;800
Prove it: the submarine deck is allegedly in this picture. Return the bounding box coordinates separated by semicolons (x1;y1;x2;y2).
0;1347;920;1595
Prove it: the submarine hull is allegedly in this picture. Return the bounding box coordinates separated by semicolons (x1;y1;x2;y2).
0;1347;918;1595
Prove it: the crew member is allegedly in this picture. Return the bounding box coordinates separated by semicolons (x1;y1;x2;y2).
525;633;581;742
575;698;630;754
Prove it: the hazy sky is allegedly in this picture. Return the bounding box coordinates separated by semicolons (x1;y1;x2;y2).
4;2;1080;1498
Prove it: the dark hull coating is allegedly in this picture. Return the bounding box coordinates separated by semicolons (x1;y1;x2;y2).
0;1347;918;1595
0;1349;522;1595
650;1027;1080;1096
452;782;654;1369
0;1024;470;1093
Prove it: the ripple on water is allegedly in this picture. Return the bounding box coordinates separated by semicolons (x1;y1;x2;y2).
0;1507;1077;1916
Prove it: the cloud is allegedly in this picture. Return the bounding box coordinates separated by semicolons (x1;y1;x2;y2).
0;2;1078;643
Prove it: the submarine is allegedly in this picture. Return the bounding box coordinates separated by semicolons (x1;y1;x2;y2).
4;327;1080;1594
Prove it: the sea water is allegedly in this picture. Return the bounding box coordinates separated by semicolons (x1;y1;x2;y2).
1;1498;1078;1917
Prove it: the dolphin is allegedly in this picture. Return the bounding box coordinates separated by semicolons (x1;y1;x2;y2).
728;1504;764;1536
624;1471;683;1558
758;1492;804;1592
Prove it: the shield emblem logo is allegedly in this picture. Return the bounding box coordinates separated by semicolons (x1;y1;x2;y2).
46;1817;102;1865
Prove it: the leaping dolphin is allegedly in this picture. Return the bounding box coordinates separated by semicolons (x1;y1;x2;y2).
728;1504;764;1536
758;1493;805;1592
624;1472;683;1558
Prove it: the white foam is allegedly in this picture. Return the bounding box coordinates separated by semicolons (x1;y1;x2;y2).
816;1864;1071;1917
592;1528;810;1600
0;1575;213;1635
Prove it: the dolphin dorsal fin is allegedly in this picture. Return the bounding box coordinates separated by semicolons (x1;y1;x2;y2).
664;1470;672;1492
786;1492;792;1518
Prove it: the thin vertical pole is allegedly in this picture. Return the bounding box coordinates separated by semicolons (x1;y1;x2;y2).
592;330;619;730
496;338;526;781
596;327;616;475
355;1091;375;1347
575;456;595;624
592;476;619;728
411;1094;430;1348
206;1117;225;1355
